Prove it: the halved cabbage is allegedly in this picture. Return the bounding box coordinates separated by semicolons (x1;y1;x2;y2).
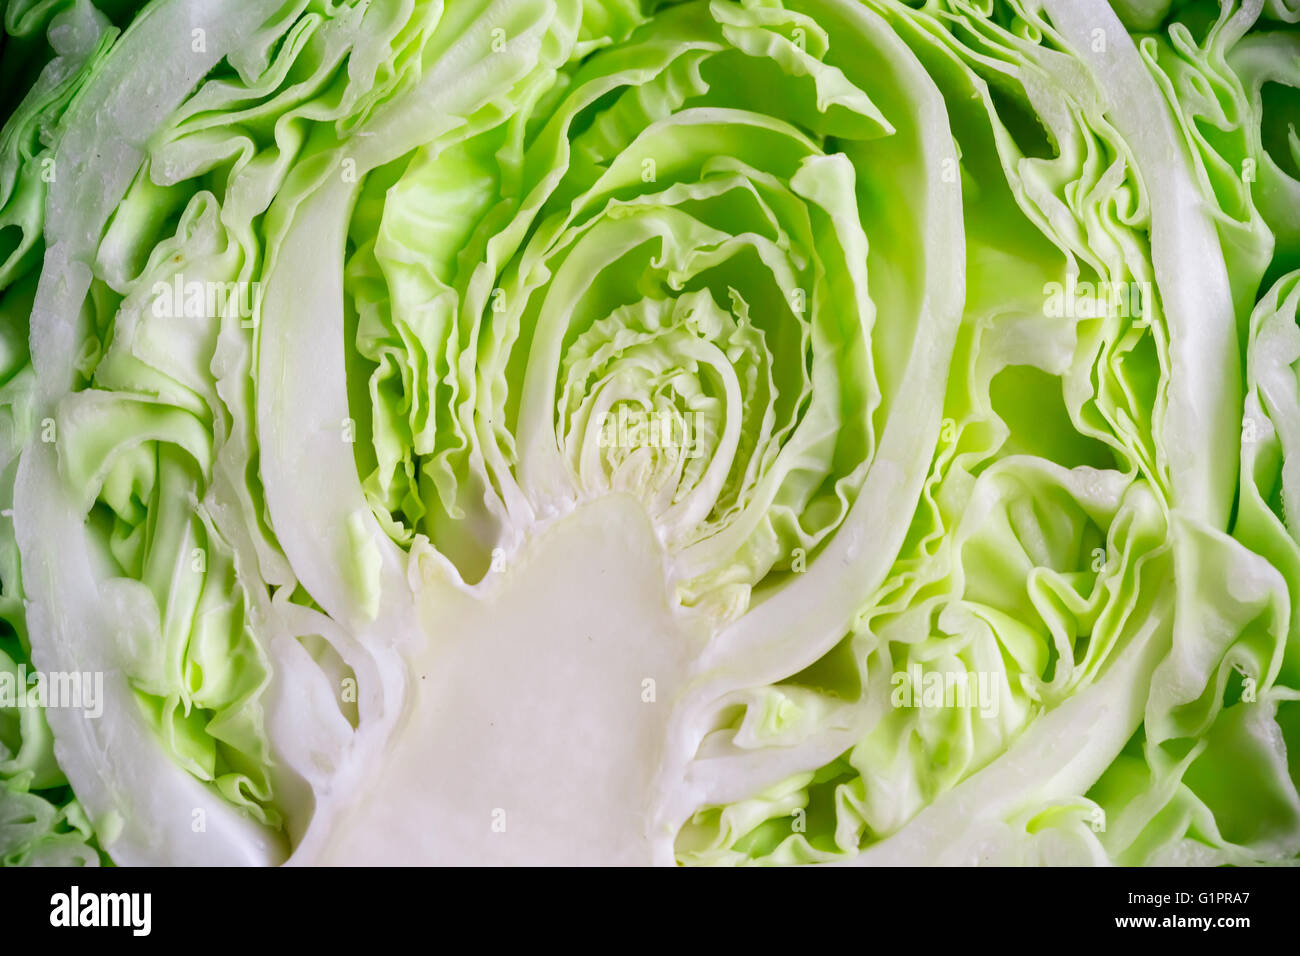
1;0;1298;866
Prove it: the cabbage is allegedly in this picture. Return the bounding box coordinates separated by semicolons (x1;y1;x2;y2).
1;0;1298;866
